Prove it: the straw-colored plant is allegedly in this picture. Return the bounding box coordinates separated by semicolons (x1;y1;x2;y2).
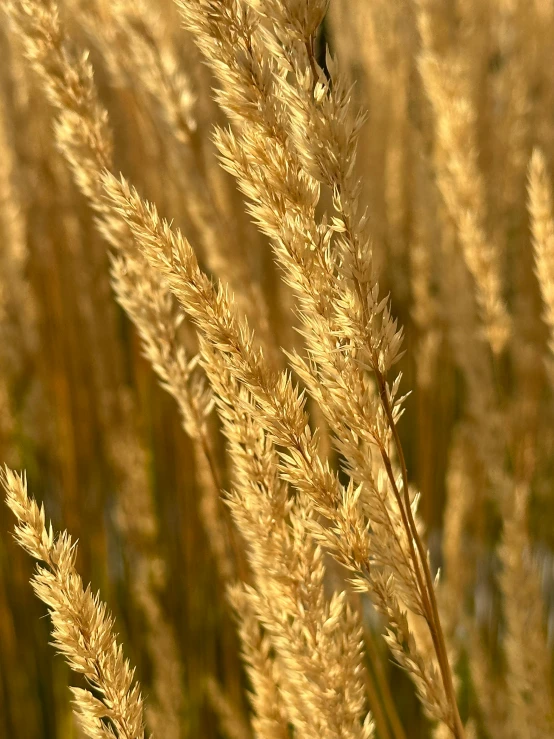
1;1;554;738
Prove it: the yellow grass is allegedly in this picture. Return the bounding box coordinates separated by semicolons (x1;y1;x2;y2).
0;1;553;737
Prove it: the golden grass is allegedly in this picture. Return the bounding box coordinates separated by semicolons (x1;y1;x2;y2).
1;1;554;738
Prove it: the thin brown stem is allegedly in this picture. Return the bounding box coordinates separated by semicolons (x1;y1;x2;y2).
376;371;465;738
339;181;463;734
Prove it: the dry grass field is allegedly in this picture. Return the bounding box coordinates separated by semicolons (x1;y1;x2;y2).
1;0;554;737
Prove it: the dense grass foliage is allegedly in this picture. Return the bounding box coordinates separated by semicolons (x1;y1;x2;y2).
1;1;554;737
